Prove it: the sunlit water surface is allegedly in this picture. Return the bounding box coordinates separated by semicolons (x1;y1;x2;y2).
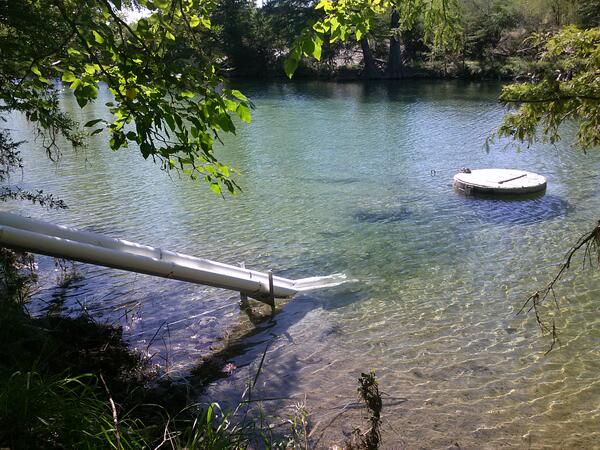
4;81;600;448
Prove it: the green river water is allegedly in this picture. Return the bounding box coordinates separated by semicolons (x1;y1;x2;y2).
4;81;600;448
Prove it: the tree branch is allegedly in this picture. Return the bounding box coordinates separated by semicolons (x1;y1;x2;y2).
519;220;600;352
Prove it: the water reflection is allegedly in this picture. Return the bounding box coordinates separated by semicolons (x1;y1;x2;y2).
237;80;503;106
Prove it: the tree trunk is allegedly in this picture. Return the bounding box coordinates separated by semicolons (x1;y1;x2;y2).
360;37;382;79
386;8;403;79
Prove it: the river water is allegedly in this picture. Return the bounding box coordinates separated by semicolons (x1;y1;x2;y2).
4;81;600;448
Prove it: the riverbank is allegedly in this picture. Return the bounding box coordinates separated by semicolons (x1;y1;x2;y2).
0;243;389;449
0;287;295;449
225;51;529;82
0;250;273;448
0;276;385;449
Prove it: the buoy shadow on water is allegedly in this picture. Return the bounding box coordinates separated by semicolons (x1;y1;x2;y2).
453;169;547;196
456;193;573;225
456;190;547;202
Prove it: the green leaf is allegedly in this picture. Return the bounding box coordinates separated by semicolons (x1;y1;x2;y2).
75;94;88;108
224;99;237;111
81;84;98;100
70;79;82;90
154;0;169;10
31;64;41;76
217;113;235;132
231;89;247;101
312;34;323;61
189;15;200;27
84;64;98;75
92;30;104;44
236;104;251;124
164;113;176;131
180;91;195;98
210;184;222;195
356;28;363;42
140;141;152;157
165;30;175;41
84;118;104;128
62;71;77;83
284;54;300;79
200;17;211;29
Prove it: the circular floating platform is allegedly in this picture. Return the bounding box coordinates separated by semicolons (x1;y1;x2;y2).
453;169;547;196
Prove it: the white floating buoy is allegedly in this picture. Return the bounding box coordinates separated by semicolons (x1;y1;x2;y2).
453;169;547;196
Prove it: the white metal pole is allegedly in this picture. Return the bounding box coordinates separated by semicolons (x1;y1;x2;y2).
0;225;298;298
0;212;348;297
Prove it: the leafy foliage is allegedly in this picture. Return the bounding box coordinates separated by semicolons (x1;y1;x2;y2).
1;0;253;194
285;0;463;78
577;0;600;27
460;0;521;61
498;26;600;150
0;131;67;209
212;0;280;77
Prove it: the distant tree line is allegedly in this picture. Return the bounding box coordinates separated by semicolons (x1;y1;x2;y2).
208;0;600;79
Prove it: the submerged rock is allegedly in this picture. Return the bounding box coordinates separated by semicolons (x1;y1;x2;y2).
354;207;412;223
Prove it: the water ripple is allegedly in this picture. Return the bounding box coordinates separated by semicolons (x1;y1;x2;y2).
5;81;600;448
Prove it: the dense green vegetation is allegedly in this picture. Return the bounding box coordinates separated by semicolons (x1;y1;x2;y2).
0;289;289;449
211;0;599;80
1;0;251;195
498;25;600;150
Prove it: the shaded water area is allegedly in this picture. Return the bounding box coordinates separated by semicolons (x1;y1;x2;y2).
4;81;600;448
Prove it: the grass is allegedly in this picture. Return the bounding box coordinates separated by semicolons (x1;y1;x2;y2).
0;290;147;449
0;250;387;449
0;250;299;449
0;371;145;449
0;298;278;449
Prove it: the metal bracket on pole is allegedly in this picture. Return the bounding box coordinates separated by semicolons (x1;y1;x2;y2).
239;262;249;310
268;269;275;313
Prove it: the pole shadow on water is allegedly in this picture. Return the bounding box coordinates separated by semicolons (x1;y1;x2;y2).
184;283;408;446
188;285;367;392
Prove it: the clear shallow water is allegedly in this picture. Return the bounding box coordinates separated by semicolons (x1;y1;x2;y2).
4;81;600;448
